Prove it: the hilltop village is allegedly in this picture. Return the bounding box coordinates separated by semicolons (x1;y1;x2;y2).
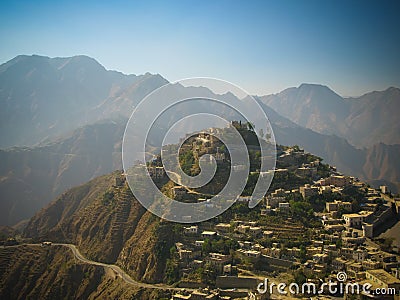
144;123;400;299
3;123;399;300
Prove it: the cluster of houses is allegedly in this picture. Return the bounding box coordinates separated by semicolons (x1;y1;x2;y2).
171;288;226;300
175;176;399;298
287;171;400;295
175;217;305;280
149;142;400;298
177;225;231;276
170;287;265;300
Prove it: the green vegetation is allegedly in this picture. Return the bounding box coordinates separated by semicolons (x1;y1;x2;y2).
196;263;217;285
155;223;180;260
201;238;239;255
179;150;195;175
289;200;315;223
101;190;114;205
293;269;307;284
164;246;179;284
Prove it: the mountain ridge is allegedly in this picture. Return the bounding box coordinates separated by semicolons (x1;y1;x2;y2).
0;55;168;148
0;120;125;225
1;54;399;226
260;84;400;147
2;115;399;227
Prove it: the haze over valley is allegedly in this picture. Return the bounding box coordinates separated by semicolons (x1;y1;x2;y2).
1;55;399;226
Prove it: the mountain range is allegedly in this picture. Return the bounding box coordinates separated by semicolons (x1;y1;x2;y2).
0;120;124;225
260;83;400;147
0;54;399;226
0;54;167;148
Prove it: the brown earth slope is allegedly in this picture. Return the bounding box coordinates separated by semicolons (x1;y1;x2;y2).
23;171;176;284
0;244;171;300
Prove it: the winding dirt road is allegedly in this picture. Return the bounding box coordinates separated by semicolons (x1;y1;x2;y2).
8;243;184;291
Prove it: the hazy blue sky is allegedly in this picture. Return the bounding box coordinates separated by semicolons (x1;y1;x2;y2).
1;0;399;96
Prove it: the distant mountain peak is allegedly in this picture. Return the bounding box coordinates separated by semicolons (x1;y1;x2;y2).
0;54;171;148
274;83;343;104
355;86;400;99
297;83;341;97
17;54;49;60
382;86;400;95
298;83;330;89
387;86;399;91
